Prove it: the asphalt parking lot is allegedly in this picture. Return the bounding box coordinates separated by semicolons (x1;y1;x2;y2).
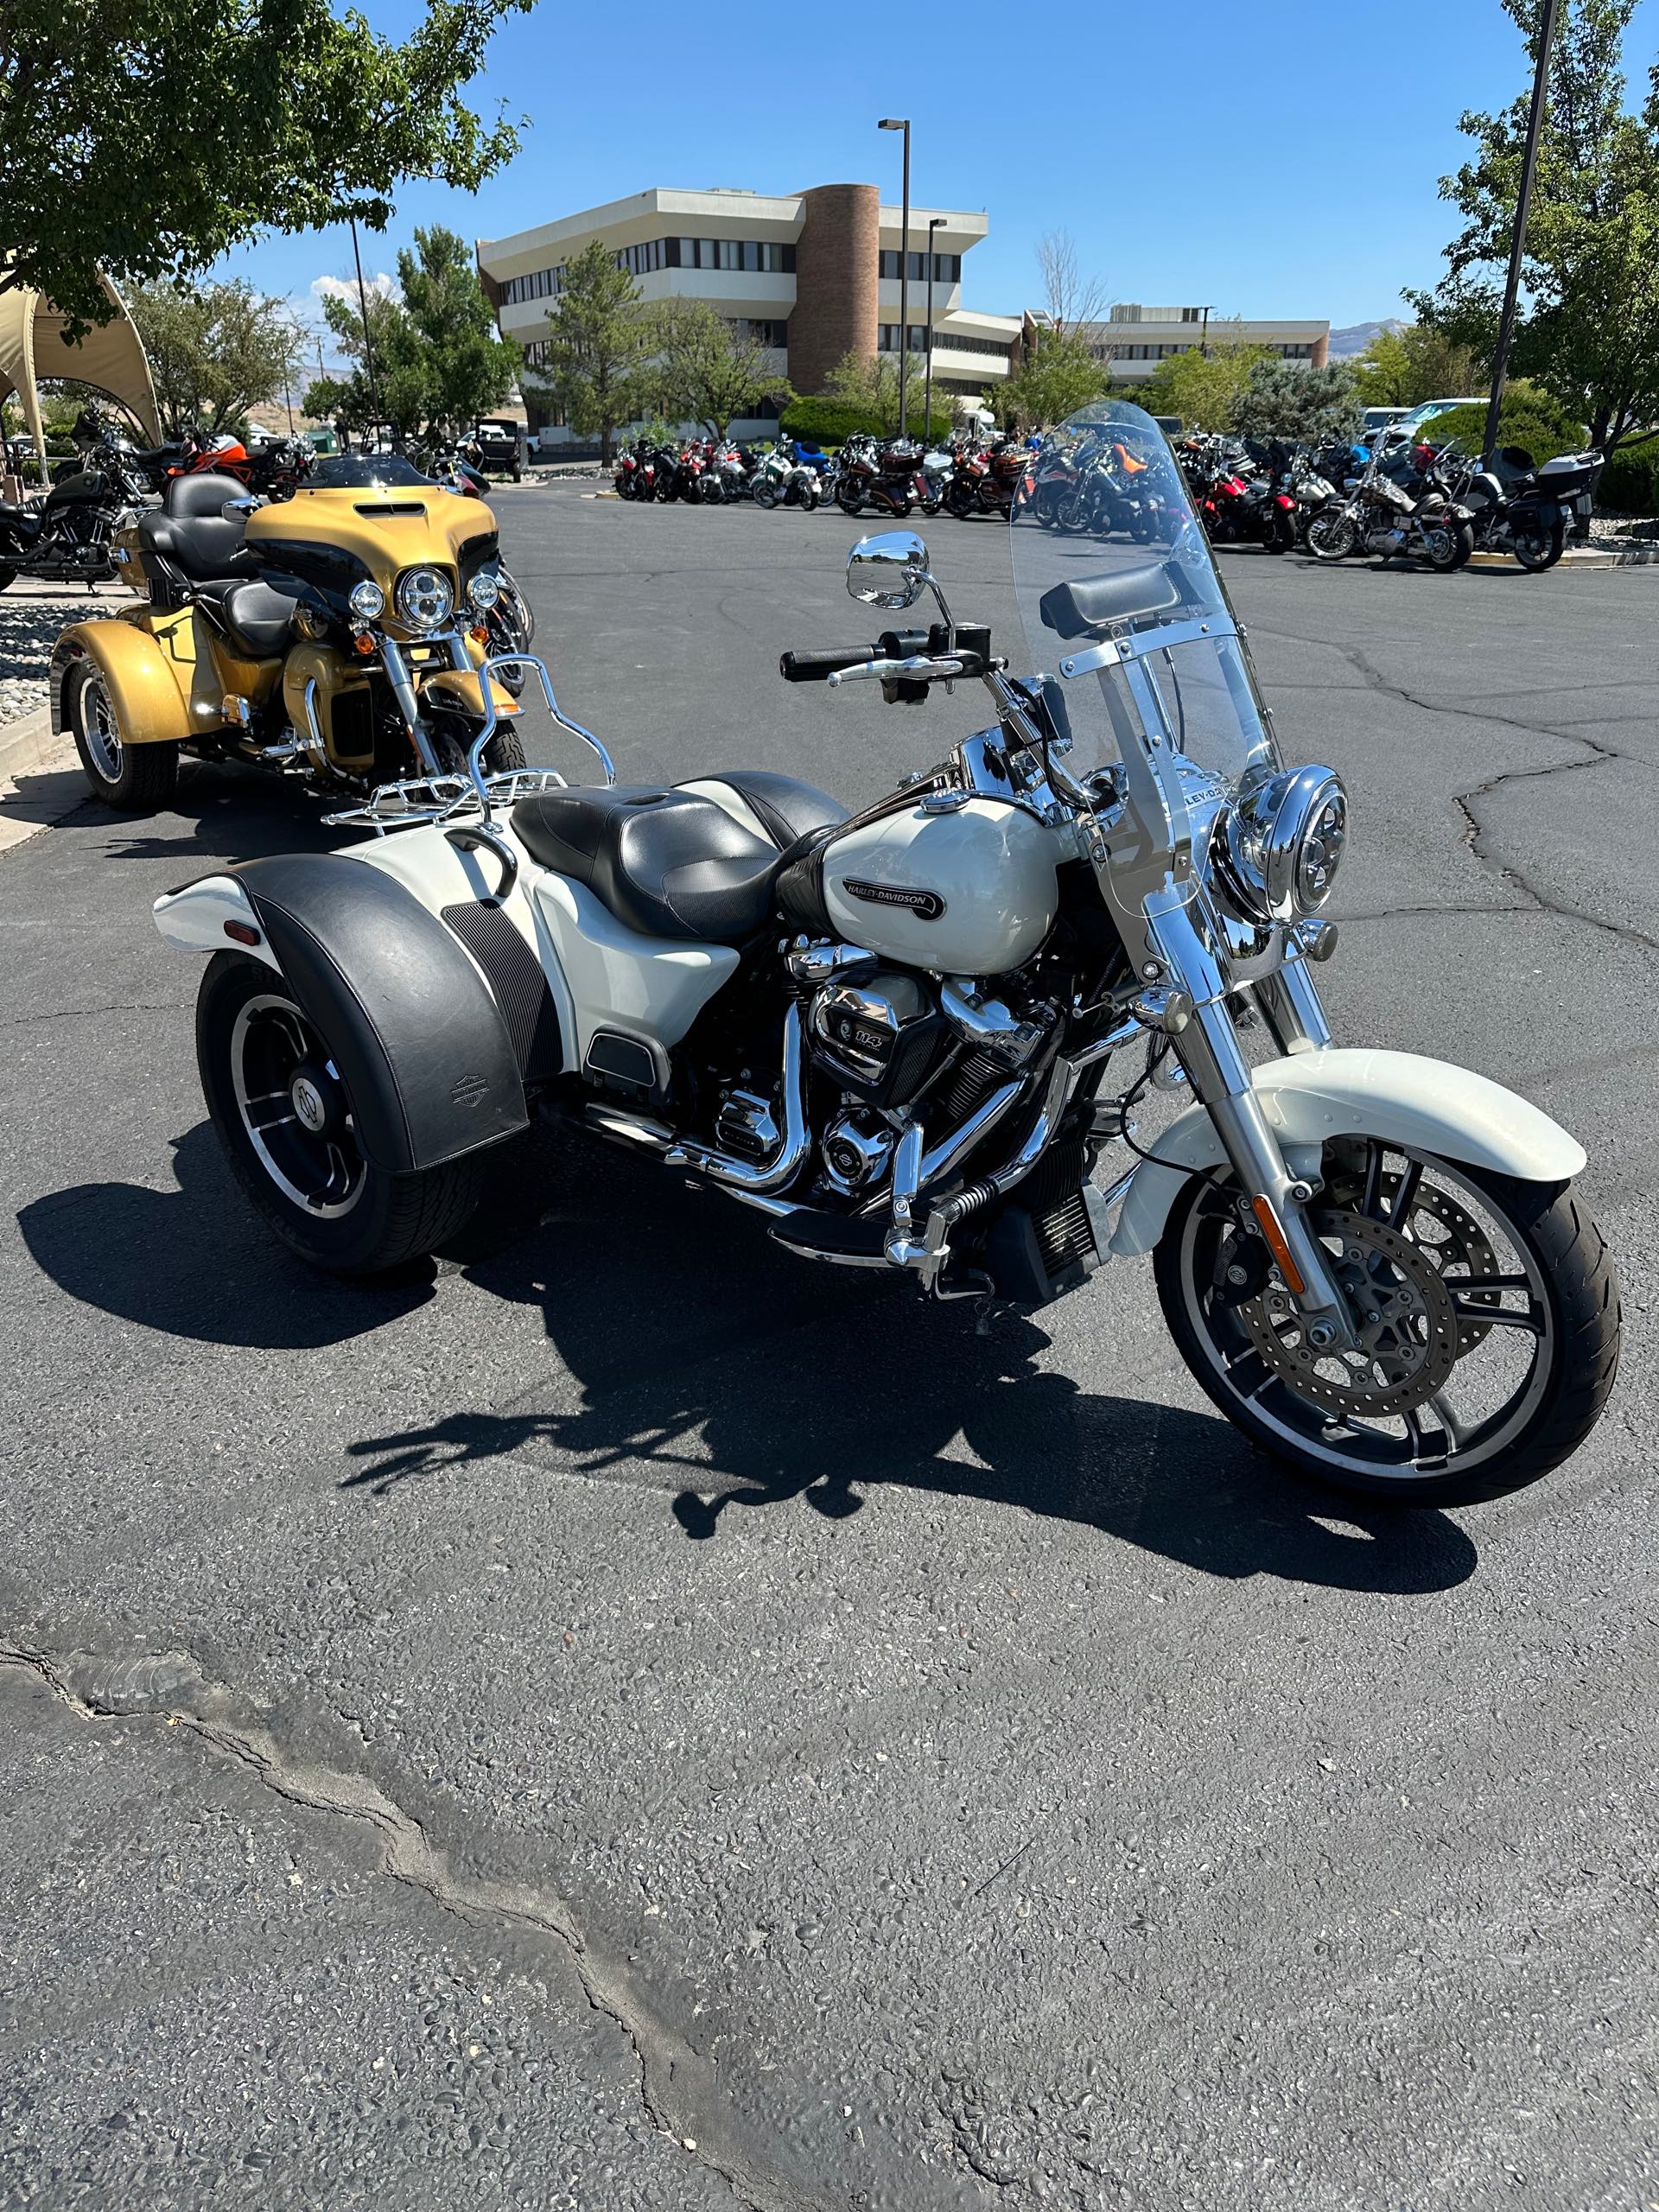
2;484;1656;2212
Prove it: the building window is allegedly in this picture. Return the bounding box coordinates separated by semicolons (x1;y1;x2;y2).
733;318;788;348
1181;307;1201;322
879;324;930;353
880;250;961;283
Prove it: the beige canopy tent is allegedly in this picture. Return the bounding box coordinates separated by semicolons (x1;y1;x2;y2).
0;267;162;466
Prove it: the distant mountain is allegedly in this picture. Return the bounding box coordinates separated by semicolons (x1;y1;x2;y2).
1328;318;1407;359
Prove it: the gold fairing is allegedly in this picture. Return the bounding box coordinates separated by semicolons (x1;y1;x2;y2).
422;669;522;720
283;644;373;761
246;483;496;617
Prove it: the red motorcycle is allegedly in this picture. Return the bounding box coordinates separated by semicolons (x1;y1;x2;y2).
944;437;1024;519
834;434;923;518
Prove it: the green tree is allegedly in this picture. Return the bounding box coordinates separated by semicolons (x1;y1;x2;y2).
651;299;791;438
823;347;948;437
128;279;303;437
1;0;531;336
1409;0;1659;454
523;240;654;461
304;289;429;442
1135;334;1270;431
396;226;518;438
986;325;1109;432
1234;359;1363;444
1352;323;1480;407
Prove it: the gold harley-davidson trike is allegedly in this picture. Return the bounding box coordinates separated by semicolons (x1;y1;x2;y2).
48;454;530;812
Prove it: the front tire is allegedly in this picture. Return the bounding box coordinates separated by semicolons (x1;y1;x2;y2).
1422;518;1474;572
67;661;181;810
1306;506;1357;562
196;954;484;1276
1154;1145;1620;1507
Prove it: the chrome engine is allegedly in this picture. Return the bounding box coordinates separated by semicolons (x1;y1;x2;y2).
805;968;949;1109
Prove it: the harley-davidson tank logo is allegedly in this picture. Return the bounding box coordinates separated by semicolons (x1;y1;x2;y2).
842;877;945;922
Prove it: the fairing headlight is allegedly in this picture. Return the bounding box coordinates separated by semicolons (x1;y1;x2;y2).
348;579;385;622
467;569;500;612
1221;765;1347;924
395;565;454;631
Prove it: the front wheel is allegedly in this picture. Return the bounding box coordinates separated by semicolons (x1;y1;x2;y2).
752;479;778;509
1513;517;1567;571
196;953;485;1276
1305;506;1357;562
67;661;181;810
836;486;864;517
1154;1142;1620;1507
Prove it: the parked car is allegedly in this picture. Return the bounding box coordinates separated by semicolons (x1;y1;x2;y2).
1391;397;1486;442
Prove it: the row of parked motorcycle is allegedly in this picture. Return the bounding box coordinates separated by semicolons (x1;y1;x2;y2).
0;410;507;594
613;432;1032;520
1173;428;1603;573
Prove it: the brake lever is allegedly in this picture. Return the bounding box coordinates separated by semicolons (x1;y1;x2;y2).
828;655;966;688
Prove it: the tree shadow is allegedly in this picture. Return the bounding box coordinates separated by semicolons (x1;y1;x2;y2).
16;1122;435;1349
340;1142;1479;1597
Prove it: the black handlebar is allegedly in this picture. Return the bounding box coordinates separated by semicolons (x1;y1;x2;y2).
779;645;879;683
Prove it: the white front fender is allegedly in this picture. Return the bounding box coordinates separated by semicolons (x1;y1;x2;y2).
1109;1047;1586;1258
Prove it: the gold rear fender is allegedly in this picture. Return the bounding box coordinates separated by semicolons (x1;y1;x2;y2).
50;613;194;746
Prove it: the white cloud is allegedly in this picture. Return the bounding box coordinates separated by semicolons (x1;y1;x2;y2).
310;271;397;307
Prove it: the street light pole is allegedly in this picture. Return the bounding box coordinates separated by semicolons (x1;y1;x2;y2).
925;216;944;442
1484;0;1560;463
879;118;911;438
1200;304;1213;359
349;216;385;446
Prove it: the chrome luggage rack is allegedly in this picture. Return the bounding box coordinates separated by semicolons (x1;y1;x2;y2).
323;652;615;836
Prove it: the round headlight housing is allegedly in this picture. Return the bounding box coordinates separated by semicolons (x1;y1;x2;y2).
467;569;500;612
1221;765;1347;924
395;565;454;632
348;579;385;622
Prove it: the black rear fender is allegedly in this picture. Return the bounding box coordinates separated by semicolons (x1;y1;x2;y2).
232;852;528;1173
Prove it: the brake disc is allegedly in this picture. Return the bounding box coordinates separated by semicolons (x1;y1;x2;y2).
1236;1208;1459;1421
1379;1175;1499;1352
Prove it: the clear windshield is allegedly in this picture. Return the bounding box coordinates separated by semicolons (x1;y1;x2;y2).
308;454;434;491
1011;400;1280;791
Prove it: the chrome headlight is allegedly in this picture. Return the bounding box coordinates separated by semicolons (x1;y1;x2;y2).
1221;765;1347;924
395;565;454;631
467;569;500;612
348;579;385;622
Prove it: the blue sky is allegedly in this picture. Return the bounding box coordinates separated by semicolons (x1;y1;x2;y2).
224;0;1659;365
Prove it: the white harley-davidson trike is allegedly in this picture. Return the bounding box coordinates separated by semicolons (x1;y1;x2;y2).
156;403;1619;1507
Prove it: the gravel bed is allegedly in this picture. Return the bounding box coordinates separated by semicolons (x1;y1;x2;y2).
0;586;131;724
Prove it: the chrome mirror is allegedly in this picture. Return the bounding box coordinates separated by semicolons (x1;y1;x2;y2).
846;530;931;609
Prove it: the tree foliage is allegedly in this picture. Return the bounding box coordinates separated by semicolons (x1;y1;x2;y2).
521;240;655;461
128;279;303;436
1233;359;1363;444
1409;0;1659;453
823;348;946;437
1351;323;1481;407
779;391;954;448
646;300;791;436
1134;332;1271;431
302;228;516;442
986;325;1109;432
1;0;531;334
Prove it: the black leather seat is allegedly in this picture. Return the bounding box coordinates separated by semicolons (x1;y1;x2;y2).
513;772;847;944
195;576;302;659
136;471;257;585
1039;559;1197;639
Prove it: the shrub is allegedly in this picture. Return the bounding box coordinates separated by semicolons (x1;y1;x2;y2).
1596;434;1659;516
779;394;955;449
1422;391;1586;467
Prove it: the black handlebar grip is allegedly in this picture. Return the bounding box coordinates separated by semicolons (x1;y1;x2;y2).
779;645;875;683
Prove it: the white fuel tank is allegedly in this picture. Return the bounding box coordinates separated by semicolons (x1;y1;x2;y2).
820;798;1064;976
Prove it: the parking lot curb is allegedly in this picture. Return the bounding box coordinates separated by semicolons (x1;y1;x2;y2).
0;702;54;783
1468;546;1659;570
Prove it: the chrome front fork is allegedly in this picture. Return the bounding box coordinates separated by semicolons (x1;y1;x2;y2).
1149;899;1356;1345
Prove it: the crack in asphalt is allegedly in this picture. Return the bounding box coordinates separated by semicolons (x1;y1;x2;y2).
1256;628;1659;954
0;997;191;1031
0;1639;820;2212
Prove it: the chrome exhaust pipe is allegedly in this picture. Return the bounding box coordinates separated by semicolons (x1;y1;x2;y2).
664;1003;810;1195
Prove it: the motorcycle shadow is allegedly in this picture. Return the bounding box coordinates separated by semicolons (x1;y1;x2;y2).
16;1122;436;1349
81;760;355;865
343;1137;1478;1597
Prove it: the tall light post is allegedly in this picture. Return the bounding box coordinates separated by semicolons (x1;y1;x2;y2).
349;216;385;447
1199;303;1214;359
925;215;944;443
879;118;911;437
1484;0;1561;462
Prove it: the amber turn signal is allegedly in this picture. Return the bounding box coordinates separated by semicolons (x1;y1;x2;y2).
1250;1195;1306;1295
353;632;374;656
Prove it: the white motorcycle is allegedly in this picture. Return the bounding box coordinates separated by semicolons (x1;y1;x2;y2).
154;402;1619;1509
749;443;821;512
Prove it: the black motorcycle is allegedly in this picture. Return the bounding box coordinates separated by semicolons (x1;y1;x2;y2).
0;423;149;589
1446;444;1602;572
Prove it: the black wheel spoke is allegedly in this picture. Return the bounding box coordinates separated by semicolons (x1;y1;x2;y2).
1389;1157;1423;1231
1360;1141;1386;1218
1425;1391;1471;1451
1451;1293;1542;1336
